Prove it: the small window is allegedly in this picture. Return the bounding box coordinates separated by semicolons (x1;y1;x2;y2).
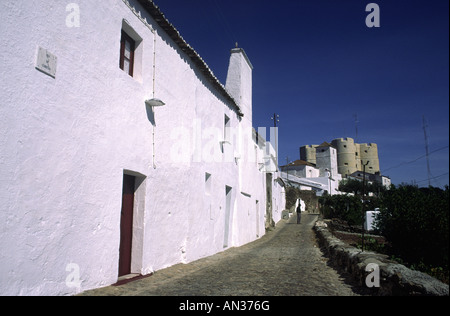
205;173;212;195
224;115;230;141
120;31;135;77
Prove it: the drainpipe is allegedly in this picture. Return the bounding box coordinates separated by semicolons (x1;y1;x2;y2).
152;29;157;169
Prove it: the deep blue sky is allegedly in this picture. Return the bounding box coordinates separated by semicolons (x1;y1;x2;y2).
155;0;449;188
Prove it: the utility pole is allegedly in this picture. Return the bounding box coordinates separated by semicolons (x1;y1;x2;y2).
354;114;359;143
361;160;370;252
271;113;279;128
422;115;432;187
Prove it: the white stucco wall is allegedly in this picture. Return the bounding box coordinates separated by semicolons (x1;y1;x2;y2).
287;165;320;178
316;146;339;178
271;172;286;224
308;174;342;195
0;0;285;296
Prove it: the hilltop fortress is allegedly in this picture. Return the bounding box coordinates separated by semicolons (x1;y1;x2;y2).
300;138;380;177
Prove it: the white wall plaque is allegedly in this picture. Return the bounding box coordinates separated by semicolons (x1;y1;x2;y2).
35;47;57;78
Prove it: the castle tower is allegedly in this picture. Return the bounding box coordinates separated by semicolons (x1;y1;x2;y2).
331;138;358;177
300;145;319;165
355;143;361;171
359;143;380;174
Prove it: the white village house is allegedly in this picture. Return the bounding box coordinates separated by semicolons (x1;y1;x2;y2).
0;0;285;295
280;142;342;196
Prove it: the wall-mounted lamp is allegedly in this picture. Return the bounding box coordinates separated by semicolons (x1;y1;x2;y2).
145;98;165;170
145;98;165;107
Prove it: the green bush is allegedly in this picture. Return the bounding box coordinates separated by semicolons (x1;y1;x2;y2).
319;194;363;226
375;185;449;280
317;183;449;283
357;236;387;253
339;178;388;197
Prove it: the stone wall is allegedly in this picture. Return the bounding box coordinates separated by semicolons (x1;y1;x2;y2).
314;222;449;296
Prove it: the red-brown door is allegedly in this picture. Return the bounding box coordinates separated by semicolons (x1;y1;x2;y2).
119;174;135;277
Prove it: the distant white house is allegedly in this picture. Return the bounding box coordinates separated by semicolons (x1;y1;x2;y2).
0;0;285;295
280;142;342;195
348;171;392;189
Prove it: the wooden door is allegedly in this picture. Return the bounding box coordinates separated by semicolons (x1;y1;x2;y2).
119;174;135;277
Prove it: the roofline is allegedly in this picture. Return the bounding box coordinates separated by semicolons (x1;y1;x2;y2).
136;0;244;117
280;160;316;168
231;48;254;70
280;172;325;190
317;141;335;148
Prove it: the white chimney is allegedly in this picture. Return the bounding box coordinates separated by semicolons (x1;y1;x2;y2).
225;48;253;123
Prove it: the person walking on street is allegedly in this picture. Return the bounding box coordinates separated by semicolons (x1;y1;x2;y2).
296;203;302;224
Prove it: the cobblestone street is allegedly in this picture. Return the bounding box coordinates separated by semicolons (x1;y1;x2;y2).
80;214;362;296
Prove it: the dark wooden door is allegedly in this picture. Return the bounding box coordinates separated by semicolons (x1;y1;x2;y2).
119;174;135;277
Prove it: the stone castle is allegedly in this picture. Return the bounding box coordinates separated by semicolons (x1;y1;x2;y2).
300;137;380;177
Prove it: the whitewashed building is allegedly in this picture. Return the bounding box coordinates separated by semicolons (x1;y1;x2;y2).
280;142;342;195
0;0;285;295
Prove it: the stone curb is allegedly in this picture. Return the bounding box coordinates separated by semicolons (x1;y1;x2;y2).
314;222;449;296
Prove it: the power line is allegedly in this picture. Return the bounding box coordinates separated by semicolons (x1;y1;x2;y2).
382;145;449;173
195;0;234;51
423;115;432;186
415;172;449;185
211;0;238;45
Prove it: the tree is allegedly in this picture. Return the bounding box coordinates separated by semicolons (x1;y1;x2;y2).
375;185;449;270
339;178;387;197
319;194;363;226
338;178;363;195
